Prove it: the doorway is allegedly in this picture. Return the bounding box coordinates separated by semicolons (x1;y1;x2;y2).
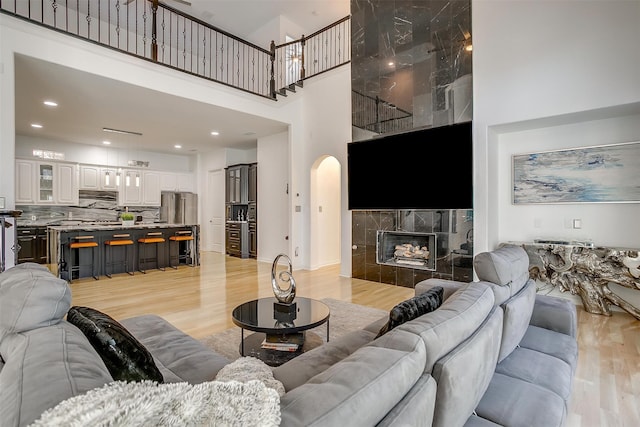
310;155;341;269
205;169;225;253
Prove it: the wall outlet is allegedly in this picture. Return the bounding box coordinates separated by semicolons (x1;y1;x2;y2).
0;196;4;209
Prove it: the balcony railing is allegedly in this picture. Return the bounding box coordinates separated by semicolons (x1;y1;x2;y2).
352;90;413;134
0;0;350;100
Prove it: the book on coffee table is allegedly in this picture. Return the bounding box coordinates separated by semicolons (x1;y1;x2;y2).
260;341;299;351
261;332;304;351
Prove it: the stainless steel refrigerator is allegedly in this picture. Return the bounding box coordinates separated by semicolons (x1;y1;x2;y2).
160;192;198;224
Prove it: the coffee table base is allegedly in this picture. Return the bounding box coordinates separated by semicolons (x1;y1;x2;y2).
239;331;323;367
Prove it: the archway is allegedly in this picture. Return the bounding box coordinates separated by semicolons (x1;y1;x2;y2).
310;155;341;270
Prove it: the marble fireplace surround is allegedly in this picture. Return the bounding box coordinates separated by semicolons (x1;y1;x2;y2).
352;209;473;288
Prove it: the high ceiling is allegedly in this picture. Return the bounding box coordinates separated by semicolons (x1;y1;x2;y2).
14;0;349;156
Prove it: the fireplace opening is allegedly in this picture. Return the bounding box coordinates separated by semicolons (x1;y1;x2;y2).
376;231;437;271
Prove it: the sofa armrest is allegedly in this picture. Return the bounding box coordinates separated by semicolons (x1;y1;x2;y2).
529;294;577;338
415;278;467;301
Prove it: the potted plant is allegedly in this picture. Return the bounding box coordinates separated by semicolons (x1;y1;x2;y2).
120;212;135;226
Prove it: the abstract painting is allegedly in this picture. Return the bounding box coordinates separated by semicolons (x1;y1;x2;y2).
512;142;640;204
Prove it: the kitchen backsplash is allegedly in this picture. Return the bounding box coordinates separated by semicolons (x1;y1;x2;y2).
17;191;159;226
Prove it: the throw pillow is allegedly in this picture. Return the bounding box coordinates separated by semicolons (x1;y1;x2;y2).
215;356;286;397
376;286;444;338
66;306;163;383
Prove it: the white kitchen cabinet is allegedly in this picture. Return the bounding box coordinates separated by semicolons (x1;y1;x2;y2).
159;171;194;192
56;163;79;205
15;160;78;205
118;169;142;206
79;165;100;190
159;172;178;192
177;173;195;192
80;165;119;191
142;171;161;206
15;160;36;204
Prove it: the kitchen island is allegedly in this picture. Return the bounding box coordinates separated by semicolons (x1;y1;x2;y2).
48;223;199;281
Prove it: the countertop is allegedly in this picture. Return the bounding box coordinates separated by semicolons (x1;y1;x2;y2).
47;223;198;232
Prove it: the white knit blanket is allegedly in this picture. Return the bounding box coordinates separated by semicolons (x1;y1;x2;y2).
30;379;281;427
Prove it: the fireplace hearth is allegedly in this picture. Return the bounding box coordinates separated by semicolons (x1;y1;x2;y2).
377;231;436;271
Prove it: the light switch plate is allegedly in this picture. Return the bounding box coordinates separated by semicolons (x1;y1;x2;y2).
0;197;5;209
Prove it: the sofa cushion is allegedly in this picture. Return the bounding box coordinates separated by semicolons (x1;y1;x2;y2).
431;308;503;427
530;294;578;338
375;375;437;427
495;346;573;402
474;245;531;304
273;329;377;391
396;282;495;373
497;279;536;362
475;373;566;427
0;321;113;427
280;328;426;426
520;324;578;371
67;306;164;383
376;286;444;338
0;263;70;343
120;314;230;384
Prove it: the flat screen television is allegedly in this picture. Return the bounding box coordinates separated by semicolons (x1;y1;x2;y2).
347;121;472;210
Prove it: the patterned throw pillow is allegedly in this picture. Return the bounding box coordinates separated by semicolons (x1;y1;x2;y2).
67;306;164;383
376;286;444;338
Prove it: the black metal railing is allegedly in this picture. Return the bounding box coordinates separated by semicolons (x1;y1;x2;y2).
0;0;350;100
351;90;413;134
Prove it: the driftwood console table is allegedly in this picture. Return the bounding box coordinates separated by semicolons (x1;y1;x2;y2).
508;241;640;320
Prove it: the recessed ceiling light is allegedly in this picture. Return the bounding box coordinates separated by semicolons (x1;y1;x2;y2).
174;144;182;149
103;140;111;145
210;131;220;136
388;62;394;66
43;100;58;107
31;123;43;128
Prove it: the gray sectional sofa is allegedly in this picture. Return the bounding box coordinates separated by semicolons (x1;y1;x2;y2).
0;244;577;426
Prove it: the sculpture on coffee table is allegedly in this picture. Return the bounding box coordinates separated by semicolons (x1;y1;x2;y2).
528;244;640;320
271;254;297;324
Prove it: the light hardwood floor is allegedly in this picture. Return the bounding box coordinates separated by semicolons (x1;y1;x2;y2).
68;251;639;426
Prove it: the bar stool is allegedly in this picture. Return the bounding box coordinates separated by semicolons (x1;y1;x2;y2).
69;236;99;282
104;233;135;278
169;230;195;269
138;232;166;273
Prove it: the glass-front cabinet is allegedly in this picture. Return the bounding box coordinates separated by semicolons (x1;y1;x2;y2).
15;159;79;205
37;163;54;203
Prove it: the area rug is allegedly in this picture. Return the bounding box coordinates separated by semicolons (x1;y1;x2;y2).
200;298;387;361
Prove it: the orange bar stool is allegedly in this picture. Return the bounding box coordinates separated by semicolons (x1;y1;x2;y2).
104;233;135;278
138;232;166;273
69;235;99;282
169;230;195;269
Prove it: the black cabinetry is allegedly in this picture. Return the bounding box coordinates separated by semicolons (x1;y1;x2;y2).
225;163;257;258
17;227;47;264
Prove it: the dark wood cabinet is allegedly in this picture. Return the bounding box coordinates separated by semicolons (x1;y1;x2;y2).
248;163;257;203
249;222;257;258
17;227;47;264
225;165;248;204
225;163;257;258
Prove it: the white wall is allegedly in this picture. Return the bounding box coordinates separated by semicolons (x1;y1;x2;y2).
1;14;351;271
473;0;640;253
296;65;352;274
310;155;341;269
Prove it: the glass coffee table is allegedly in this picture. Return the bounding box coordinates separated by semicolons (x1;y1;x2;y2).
231;297;330;366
